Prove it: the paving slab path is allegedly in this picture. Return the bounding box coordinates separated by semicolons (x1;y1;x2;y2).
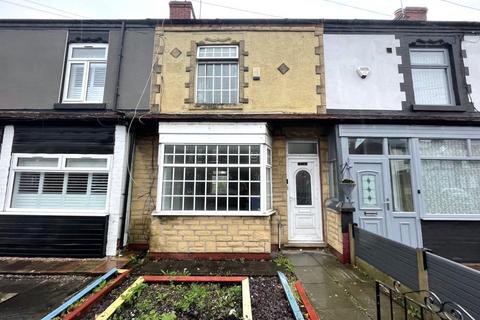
286;250;404;320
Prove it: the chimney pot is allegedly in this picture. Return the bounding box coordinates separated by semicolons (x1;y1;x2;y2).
394;6;428;21
169;1;195;19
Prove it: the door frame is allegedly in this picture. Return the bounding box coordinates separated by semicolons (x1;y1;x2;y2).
286;139;323;244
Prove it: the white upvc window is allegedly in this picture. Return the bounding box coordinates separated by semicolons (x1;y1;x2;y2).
7;154;111;213
62;43;108;103
196;45;239;104
156;122;273;216
409;48;455;106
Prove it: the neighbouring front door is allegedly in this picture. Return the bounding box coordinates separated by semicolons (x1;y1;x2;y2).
287;157;323;243
351;158;421;247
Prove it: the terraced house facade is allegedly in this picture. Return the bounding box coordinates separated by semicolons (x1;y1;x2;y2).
128;3;329;258
2;2;480;263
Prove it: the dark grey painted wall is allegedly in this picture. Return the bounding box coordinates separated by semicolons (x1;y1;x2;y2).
0;27;154;110
0;29;67;109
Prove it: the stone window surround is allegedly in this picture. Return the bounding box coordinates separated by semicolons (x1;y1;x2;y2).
184;39;248;108
397;34;473;112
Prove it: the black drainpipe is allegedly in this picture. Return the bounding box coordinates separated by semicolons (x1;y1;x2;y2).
113;21;126;111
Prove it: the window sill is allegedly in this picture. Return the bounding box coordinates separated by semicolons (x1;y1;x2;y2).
2;211;108;216
54;103;106;110
189;104;244;111
412;104;468;112
152;210;276;217
421;215;480;221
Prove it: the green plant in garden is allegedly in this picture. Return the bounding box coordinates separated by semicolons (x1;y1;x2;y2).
407;304;420;318
274;254;295;275
160;268;191;276
123;282;148;306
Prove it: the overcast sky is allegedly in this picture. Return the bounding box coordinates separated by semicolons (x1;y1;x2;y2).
0;0;479;21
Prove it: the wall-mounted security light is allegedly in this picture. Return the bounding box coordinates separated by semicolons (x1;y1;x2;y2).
356;66;371;79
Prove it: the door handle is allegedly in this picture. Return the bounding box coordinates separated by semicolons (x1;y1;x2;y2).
384;198;390;211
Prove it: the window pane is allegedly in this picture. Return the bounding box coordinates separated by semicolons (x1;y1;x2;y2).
419;139;467;157
288;142;317;155
410;50;446;65
71;47;106;59
388;139;409;155
86;63;106;102
66;173;88;194
66;63;85;100
296;170;312;205
390;160;414;212
472;140;480;157
412;68;452;105
421;160;480;215
17;157;58;167
65;158;107;168
43;173;64;193
348;138;383;155
197;46;238;59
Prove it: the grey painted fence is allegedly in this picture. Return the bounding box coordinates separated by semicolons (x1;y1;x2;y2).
427;252;480;319
354;226;419;290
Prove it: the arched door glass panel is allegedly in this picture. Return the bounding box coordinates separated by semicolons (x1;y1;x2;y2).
296;170;312;205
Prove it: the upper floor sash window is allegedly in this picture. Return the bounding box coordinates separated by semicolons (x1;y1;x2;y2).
62;43;108;103
196;45;239;104
409;48;454;106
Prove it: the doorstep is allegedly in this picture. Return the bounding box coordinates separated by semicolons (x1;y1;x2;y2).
282;242;327;249
0;255;133;275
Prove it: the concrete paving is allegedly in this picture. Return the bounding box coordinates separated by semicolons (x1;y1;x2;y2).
0;274;93;319
286;250;405;320
0;256;132;275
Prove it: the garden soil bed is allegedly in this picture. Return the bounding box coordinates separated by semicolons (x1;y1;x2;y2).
80;275;295;320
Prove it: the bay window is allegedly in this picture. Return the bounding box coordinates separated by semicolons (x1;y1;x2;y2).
8;154;111;212
156;123;272;215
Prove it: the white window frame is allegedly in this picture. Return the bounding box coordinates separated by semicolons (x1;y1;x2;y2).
409;47;455;106
6;153;112;215
62;43;108;103
195;45;239;105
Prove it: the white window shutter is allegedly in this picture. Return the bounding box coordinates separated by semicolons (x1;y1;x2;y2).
86;63;107;102
66;63;85;100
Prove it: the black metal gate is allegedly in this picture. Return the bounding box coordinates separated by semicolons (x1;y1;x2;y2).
375;281;476;320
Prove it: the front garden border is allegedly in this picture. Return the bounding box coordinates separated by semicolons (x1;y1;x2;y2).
97;275;253;320
41;268;130;320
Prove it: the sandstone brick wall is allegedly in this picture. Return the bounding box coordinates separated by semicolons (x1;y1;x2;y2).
128;133;158;245
326;208;343;254
271;136;287;246
150;216;271;253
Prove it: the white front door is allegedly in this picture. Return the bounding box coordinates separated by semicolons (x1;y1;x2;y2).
287;158;323;243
